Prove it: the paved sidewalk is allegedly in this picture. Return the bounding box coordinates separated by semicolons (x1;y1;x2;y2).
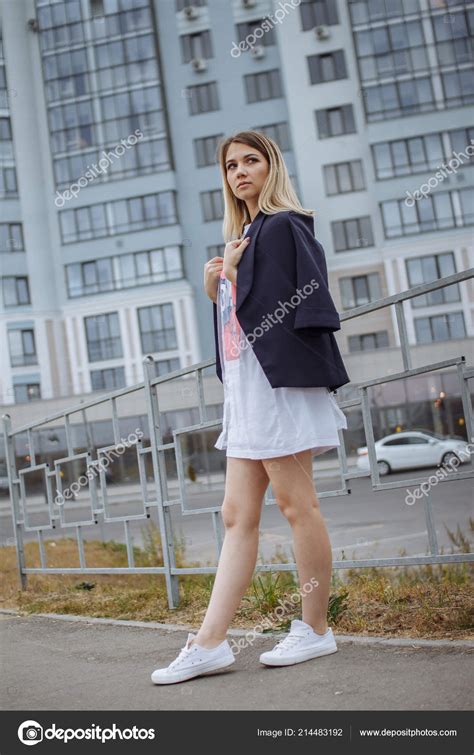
1;612;472;711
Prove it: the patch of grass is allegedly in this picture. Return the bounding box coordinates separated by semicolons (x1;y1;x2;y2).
0;520;472;640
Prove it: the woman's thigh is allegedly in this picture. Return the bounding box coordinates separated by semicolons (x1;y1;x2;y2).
221;456;270;528
261;450;319;513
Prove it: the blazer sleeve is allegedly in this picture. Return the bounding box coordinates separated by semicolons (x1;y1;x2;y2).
288;211;341;333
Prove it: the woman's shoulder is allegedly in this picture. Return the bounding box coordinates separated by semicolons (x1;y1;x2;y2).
264;208;314;221
263;209;315;233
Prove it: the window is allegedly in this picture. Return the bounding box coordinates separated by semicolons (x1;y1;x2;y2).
13;383;41;403
339;273;381;309
348;331;389;352
84;312;123;362
37;2;169;189
441;69;474;108
0;167;17;197
2;277;30;306
138;303;178;353
201;189;224;222
194;134;222;167
176;0;207;10
415;312;466;343
90;0;104;18
380;189;473;238
324;161;365;195
236;19;276;47
0;223;24;252
59;191;177;243
406;253;460;308
187;81;219;115
332;217;374;252
180;30;213;63
432;9;474;67
154;357;181;377
8;328;37;367
90;367;126;391
428;0;466;7
449;126;474;159
300;0;339;31
244;69;283;103
371;131;447;179
66;247;183;298
382;437;411;447
362;77;435;122
316;105;355;138
79;259;113;296
308;50;347;84
253;122;291;152
0;116;13;145
0;115;17;197
349;0;420;25
459;187;474;225
354;20;428;82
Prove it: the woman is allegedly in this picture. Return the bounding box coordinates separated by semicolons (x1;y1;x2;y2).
151;131;350;685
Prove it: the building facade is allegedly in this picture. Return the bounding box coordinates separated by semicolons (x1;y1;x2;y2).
0;0;473;413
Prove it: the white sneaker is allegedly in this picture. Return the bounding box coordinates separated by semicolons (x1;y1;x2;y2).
151;632;235;684
259;620;338;667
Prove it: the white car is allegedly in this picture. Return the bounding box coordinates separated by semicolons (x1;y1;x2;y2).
356;431;471;476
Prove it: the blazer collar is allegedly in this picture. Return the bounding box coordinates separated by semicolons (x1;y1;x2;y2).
236;209;266;313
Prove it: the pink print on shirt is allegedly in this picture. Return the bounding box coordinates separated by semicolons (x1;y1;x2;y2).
219;270;241;361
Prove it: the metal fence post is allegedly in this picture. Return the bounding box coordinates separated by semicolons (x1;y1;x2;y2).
143;356;180;609
2;414;27;589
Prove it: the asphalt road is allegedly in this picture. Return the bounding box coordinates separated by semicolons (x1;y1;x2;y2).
1;613;472;712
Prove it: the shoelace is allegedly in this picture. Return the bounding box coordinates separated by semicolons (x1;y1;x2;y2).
273;632;308;652
167;643;195;670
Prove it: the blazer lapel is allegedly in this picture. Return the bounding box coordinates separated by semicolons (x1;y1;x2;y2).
236;209;266;314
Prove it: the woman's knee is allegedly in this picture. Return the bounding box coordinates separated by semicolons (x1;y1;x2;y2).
221;497;260;531
274;492;318;525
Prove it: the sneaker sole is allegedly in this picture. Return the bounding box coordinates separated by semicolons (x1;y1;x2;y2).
259;644;338;667
151;654;235;685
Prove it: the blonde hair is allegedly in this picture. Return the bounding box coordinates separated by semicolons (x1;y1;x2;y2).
216;130;314;242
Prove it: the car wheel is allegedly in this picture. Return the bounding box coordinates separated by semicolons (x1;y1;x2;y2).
377;460;391;476
441;451;459;467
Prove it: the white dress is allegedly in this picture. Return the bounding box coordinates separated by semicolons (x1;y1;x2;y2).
214;223;348;460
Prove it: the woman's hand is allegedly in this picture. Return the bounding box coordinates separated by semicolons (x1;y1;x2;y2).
223;236;251;285
204;256;224;303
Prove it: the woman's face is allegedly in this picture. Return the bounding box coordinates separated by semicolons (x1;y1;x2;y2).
225;142;269;204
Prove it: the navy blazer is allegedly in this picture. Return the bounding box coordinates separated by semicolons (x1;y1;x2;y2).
212;209;350;392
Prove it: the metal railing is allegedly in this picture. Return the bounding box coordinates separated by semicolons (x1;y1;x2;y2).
2;268;474;608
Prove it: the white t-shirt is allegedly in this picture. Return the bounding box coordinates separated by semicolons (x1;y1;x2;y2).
214;223;347;459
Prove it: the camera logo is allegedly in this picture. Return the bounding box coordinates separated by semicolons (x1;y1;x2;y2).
18;720;43;746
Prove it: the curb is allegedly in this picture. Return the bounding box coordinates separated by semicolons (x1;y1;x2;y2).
0;609;472;648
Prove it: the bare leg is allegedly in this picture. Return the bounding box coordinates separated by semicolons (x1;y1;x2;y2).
261;450;331;635
193;456;270;648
